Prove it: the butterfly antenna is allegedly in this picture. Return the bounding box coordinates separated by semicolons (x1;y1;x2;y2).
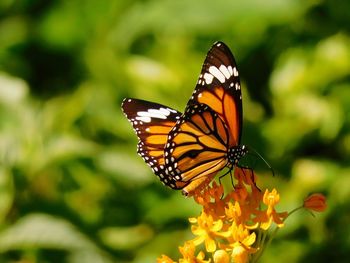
247;147;275;177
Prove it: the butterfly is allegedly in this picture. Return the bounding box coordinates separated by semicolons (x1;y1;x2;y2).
122;41;248;196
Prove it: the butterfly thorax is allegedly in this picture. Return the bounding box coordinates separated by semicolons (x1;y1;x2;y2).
227;145;247;165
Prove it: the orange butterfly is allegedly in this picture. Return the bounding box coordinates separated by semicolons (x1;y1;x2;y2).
122;42;248;196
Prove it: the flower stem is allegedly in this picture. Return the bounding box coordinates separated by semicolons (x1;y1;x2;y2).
251;206;303;262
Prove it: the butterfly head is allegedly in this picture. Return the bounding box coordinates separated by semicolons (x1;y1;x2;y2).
228;145;247;165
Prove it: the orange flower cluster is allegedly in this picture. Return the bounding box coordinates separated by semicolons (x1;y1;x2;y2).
157;168;327;263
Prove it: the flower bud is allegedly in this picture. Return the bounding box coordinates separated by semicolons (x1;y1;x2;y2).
213;250;230;263
303;193;327;212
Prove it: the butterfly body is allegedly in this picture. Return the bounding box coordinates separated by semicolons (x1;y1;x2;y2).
122;41;248;195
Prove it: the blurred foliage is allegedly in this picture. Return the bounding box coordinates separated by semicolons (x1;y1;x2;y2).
0;0;349;262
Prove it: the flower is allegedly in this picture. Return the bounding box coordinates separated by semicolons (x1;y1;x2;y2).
178;241;209;263
303;193;327;212
253;188;288;230
220;222;257;263
263;188;280;208
224;201;242;223
158;168;326;262
193;182;227;219
190;211;224;252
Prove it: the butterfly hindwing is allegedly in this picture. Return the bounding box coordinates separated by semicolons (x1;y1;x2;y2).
121;98;182;188
164;104;229;187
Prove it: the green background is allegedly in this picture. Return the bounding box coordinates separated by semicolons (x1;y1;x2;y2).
0;0;349;262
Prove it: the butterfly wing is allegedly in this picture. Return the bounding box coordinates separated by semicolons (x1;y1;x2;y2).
163;42;243;193
121;98;182;188
189;41;243;147
164;104;229;190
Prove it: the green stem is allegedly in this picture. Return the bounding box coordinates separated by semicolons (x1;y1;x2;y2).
252;230;268;262
250;206;304;262
287;206;303;218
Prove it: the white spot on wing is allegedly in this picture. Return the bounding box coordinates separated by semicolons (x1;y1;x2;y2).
233;67;239;77
137;110;166;119
148;108;169;116
209;66;225;83
203;73;214;84
135;116;151;122
219;65;231;79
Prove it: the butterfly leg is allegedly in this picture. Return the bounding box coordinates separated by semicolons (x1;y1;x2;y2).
217;165;236;199
218;167;234;186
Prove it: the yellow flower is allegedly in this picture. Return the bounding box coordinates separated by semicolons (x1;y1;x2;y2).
224;222;256;247
190;210;223;252
231;231;257;263
255;189;288;230
158;169;324;262
225;201;242;223
303;193;327;212
178;241;209;263
220;222;257;263
263;188;280;208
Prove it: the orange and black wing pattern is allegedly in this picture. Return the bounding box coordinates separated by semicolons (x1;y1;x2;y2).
122;42;245;194
121;98;181;187
164;104;229;192
163;42;244;193
188;41;243;147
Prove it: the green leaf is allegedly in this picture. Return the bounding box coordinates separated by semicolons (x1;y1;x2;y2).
0;213;113;263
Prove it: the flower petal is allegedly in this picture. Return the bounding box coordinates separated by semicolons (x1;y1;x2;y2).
205;237;217;252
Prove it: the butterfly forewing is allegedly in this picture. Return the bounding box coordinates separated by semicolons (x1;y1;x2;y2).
189;42;243;147
121;98;182;188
